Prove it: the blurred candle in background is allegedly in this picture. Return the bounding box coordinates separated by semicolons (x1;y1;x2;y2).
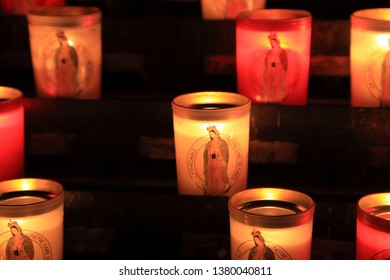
236;9;312;105
356;192;390;260
0;0;64;15
0;87;24;182
351;8;390;107
228;188;315;260
0;178;64;260
172;91;251;196
27;6;102;99
201;0;266;20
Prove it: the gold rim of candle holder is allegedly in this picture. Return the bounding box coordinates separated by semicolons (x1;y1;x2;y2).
229;187;315;228
351;8;390;32
27;6;101;28
236;9;312;30
0;86;23;113
172;91;251;121
0;178;64;217
357;192;390;232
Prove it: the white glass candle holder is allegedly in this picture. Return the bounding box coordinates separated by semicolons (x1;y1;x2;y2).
236;9;312;105
172;91;251;196
0;87;24;181
351;8;390;107
201;0;266;20
0;0;64;15
228;188;315;260
27;6;102;99
0;178;64;260
356;192;390;259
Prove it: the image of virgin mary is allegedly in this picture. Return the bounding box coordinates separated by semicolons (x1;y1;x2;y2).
263;32;288;103
203;125;230;196
248;229;275;260
55;30;80;98
6;220;34;260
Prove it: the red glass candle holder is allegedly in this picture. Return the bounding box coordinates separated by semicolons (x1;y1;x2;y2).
236;9;312;105
356;192;390;259
0;87;24;181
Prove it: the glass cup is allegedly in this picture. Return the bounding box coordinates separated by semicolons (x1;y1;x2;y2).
0;178;64;260
201;0;266;20
351;8;390;107
172;91;251;196
0;86;24;181
236;9;312;105
27;6;102;99
228;187;315;260
356;192;390;259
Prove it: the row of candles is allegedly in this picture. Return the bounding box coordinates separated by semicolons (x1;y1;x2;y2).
0;5;390;261
172;91;390;260
171;5;390;261
10;5;390;108
236;7;390;107
0;87;389;261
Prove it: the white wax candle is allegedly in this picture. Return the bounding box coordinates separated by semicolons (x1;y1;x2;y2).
0;206;63;260
230;217;313;260
173;115;249;196
0;179;64;260
172;92;251;196
27;7;101;99
228;188;315;260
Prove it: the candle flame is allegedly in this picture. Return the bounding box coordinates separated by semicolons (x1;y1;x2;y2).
376;34;390;49
67;39;74;46
385;193;390;203
20;180;31;191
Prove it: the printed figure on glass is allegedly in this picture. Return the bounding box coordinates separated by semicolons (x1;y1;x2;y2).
249;32;301;103
365;36;390;107
234;228;291;260
187;125;243;196
0;220;53;260
41;30;93;98
5;220;34;260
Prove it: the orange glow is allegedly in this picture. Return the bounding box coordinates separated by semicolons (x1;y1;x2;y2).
20;180;31;191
